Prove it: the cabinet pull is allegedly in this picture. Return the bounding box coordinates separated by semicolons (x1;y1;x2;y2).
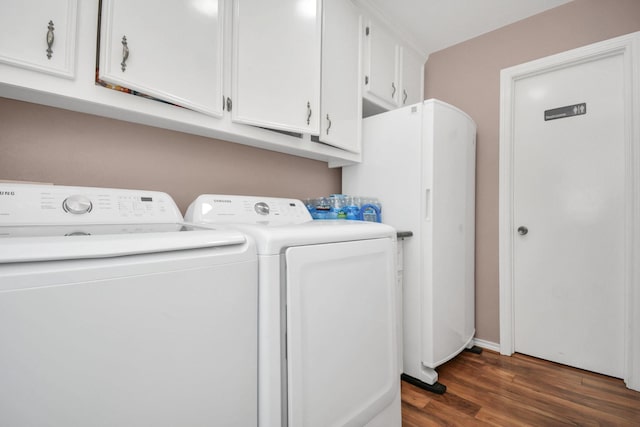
46;20;55;59
326;114;331;135
391;82;396;98
306;102;312;125
222;97;233;111
403;89;408;104
121;36;129;72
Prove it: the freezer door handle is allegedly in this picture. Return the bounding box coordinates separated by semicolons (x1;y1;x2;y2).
425;188;431;220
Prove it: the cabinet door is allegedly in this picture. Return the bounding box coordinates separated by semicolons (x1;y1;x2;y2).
319;0;361;153
0;0;77;78
232;0;321;134
364;21;399;110
400;47;424;107
98;0;224;117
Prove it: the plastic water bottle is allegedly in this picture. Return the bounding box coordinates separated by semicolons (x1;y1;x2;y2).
345;196;360;220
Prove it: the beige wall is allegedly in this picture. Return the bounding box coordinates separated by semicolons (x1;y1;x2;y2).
424;0;640;344
0;98;341;213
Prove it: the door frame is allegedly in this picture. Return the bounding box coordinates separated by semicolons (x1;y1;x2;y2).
498;31;640;390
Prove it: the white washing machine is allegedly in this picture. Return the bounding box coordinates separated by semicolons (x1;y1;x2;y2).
185;195;401;427
0;184;258;427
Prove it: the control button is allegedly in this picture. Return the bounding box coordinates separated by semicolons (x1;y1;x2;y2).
62;195;93;215
254;202;270;216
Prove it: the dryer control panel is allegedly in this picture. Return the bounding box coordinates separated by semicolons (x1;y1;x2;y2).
186;195;312;225
0;184;183;225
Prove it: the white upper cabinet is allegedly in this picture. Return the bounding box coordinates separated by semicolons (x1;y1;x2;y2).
232;0;322;134
98;0;224;117
362;17;424;112
363;20;399;110
319;0;361;153
399;46;424;107
0;0;78;78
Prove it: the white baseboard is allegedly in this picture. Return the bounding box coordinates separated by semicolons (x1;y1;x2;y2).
473;338;500;353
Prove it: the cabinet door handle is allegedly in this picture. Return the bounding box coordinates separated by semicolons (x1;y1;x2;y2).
223;96;232;112
326;114;331;135
306;102;312;125
403;89;408;104
391;82;396;98
121;36;129;72
46;20;55;59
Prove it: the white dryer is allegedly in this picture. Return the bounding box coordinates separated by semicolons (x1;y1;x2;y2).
185;195;401;427
0;184;258;427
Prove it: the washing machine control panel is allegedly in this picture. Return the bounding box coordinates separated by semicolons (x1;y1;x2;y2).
0;184;183;225
187;195;312;225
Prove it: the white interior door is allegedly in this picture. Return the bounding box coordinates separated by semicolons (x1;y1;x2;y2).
512;53;625;377
285;238;398;427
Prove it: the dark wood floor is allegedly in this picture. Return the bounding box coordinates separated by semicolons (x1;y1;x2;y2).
402;349;640;426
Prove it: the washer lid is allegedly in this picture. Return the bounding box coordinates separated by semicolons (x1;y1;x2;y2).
0;225;248;263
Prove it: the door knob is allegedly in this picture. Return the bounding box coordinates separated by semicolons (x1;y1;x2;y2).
517;226;528;235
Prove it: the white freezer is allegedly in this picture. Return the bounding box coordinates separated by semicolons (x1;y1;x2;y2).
343;99;477;387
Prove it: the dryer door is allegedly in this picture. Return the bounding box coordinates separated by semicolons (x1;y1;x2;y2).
285;237;398;427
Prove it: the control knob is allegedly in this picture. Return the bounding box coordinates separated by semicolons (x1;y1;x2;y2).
254;202;270;216
62;195;93;215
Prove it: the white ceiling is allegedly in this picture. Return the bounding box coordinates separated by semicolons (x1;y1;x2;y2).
358;0;572;57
